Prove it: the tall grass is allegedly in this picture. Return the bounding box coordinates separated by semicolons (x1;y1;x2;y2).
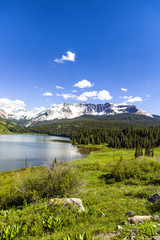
0;163;82;207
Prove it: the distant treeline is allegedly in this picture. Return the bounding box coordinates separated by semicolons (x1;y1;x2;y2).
28;115;160;149
71;127;160;149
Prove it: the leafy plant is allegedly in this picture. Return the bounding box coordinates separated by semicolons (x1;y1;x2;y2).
43;216;63;231
63;232;93;240
0;224;21;240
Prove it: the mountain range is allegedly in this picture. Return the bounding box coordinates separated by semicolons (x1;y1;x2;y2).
0;102;154;126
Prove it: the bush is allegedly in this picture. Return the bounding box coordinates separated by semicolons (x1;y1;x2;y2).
2;163;82;207
105;157;160;182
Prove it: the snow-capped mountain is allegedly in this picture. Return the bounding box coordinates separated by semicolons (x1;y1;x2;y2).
0;102;153;125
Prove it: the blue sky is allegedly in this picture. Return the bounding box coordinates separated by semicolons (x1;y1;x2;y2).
0;0;160;114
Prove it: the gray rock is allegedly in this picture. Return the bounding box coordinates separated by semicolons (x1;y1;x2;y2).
152;237;160;240
127;215;152;224
148;194;160;203
47;198;85;212
153;215;160;221
125;211;134;217
117;225;123;230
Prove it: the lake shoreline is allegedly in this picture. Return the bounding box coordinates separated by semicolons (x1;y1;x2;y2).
0;134;86;172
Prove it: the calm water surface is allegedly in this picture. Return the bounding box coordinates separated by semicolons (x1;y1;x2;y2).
0;134;86;171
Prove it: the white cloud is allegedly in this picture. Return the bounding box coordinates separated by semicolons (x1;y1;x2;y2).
54;51;75;63
72;90;77;93
97;90;113;101
34;86;38;88
74;79;94;88
121;88;128;92
56;85;64;89
43;92;53;96
127;97;142;103
77;91;98;101
56;93;76;100
76;95;87;101
0;98;26;113
76;90;112;101
146;94;151;98
124;96;133;99
0;98;26;107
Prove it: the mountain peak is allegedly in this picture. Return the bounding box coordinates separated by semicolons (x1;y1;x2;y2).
0;102;153;125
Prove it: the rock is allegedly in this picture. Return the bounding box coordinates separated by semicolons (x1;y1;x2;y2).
117;225;123;230
152;237;160;240
127;215;152;224
148;194;160;203
125;211;134;217
153;215;160;221
121;221;126;225
101;212;105;217
47;198;85;212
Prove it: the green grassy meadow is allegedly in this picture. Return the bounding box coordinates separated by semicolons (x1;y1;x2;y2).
1;146;160;239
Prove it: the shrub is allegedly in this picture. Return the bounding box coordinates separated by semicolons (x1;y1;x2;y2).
105;157;160;182
5;163;82;206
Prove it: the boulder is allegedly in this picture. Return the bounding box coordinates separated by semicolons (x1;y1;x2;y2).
127;215;152;224
153;215;159;221
152;237;160;240
47;198;85;212
148;194;160;203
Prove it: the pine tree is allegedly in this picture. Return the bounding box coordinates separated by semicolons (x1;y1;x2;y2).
135;143;141;158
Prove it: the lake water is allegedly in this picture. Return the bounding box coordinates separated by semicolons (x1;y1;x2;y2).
0;134;86;171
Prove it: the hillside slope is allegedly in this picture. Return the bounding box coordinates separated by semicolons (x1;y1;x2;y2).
28;113;160;137
0;119;30;134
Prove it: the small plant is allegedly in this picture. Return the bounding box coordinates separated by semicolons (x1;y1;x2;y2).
43;215;63;231
63;232;93;240
0;210;11;218
1;224;21;240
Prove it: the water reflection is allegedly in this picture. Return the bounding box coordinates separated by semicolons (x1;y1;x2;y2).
0;134;87;171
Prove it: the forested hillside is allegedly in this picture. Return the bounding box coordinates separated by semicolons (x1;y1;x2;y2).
28;113;160;149
28;114;160;135
0;119;29;134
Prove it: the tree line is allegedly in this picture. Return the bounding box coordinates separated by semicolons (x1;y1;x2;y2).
71;127;160;150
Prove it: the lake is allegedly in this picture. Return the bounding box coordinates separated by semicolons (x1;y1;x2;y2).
0;134;86;171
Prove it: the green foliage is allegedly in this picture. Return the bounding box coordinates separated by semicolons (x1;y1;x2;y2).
63;232;93;240
29;118;160;150
13;163;82;205
105;157;160;182
0;119;29;134
0;163;82;208
43;216;63;231
2;147;160;239
1;224;21;239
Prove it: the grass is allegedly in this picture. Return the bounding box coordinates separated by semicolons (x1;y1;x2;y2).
1;146;160;239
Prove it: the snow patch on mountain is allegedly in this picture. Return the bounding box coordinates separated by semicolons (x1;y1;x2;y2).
0;102;153;125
